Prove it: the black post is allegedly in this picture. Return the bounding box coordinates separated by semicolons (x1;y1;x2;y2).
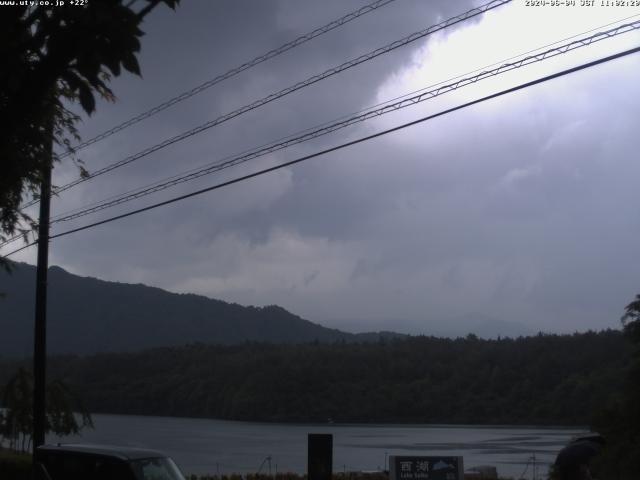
308;434;333;480
32;141;52;463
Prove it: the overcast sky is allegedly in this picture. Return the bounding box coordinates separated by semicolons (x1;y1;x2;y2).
5;0;640;336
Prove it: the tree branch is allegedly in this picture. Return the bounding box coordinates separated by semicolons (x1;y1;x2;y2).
136;0;161;20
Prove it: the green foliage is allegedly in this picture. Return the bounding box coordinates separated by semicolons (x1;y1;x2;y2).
46;378;94;436
0;449;32;480
0;368;93;452
185;474;388;480
188;475;246;480
1;368;35;452
0;0;180;270
184;473;504;480
0;330;629;426
621;294;640;343
590;294;640;480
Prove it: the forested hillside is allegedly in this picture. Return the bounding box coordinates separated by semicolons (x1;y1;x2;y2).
0;262;390;356
0;330;629;425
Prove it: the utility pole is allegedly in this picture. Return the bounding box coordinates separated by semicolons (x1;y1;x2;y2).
532;453;537;480
32;128;53;466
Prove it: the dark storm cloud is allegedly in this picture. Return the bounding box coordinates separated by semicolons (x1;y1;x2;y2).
7;0;640;336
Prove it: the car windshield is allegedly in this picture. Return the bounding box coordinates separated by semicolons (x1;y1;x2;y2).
129;457;186;480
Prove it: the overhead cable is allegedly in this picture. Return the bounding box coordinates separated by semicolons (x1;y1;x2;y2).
47;20;640;224
16;0;398;213
23;0;510;208
57;0;399;159
2;13;636;249
4;44;639;258
23;14;640;222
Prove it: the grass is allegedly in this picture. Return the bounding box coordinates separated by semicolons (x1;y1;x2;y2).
0;451;502;480
0;448;32;480
184;473;501;480
186;475;390;480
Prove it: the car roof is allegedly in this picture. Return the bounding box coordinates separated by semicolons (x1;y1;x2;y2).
37;443;167;461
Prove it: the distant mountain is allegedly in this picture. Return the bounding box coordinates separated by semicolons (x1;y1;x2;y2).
437;312;534;339
323;313;533;339
0;262;393;357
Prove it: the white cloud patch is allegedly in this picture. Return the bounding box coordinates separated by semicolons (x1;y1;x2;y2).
498;165;542;191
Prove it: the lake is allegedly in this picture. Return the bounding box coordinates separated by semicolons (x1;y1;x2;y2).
49;414;586;479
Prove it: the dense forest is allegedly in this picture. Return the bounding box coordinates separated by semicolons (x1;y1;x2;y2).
0;330;630;426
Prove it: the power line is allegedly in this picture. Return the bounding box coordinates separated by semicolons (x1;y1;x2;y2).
16;0;397;213
5;14;638;247
21;0;510;208
56;0;399;159
4;44;639;259
46;20;640;225
16;0;398;216
2;13;637;250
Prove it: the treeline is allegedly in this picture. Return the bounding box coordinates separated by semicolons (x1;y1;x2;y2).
0;330;632;425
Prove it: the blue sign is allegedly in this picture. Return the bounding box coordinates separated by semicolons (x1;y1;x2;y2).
389;456;463;480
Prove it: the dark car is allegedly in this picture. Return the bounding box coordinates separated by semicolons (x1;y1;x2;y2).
35;443;186;480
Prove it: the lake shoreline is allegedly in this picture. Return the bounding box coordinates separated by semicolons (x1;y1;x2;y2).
82;410;588;430
48;413;583;479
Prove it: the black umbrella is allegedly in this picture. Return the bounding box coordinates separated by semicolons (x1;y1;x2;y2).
569;432;605;446
555;439;603;468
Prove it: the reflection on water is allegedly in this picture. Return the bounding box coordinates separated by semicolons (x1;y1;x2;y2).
50;414;586;478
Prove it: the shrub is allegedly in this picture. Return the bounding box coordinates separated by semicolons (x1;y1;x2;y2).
0;449;32;480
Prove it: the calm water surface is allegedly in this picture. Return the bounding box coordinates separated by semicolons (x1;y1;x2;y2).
50;414;586;479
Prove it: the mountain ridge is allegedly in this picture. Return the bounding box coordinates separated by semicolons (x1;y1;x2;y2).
0;262;402;357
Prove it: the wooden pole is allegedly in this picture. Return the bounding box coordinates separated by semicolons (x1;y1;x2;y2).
32;132;52;463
